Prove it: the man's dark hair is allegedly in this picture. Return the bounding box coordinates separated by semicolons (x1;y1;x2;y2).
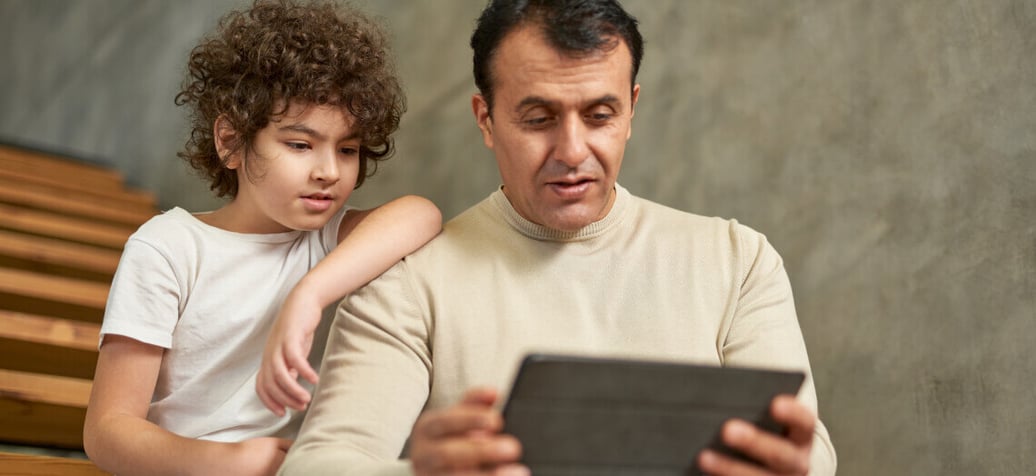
470;0;643;112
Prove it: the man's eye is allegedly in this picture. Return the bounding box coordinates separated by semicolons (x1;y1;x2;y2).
523;117;553;127
587;113;614;123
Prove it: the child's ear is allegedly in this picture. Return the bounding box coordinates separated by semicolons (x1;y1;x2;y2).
214;116;242;169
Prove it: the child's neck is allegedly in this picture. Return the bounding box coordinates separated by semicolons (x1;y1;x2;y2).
194;201;293;234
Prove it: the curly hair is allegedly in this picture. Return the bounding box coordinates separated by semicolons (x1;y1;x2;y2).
175;0;405;197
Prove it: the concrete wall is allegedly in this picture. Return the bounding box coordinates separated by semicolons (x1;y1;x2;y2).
2;1;1033;474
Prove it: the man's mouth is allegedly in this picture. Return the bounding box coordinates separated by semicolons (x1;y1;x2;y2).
547;178;595;198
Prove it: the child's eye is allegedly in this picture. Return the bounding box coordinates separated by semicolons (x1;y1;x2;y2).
286;142;310;150
340;147;359;156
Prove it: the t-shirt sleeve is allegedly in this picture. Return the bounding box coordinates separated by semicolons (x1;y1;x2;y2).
99;237;182;349
318;205;352;255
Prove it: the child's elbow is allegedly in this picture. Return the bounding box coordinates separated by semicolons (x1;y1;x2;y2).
401;195;442;235
81;419;105;469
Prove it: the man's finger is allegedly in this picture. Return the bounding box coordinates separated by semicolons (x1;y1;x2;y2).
719;419;810;474
771;395;816;445
460;387;499;406
414;406;503;439
698;449;770;476
412;434;521;472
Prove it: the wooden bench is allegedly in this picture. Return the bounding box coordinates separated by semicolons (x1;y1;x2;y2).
0;267;109;324
0;203;134;250
0;145;156;459
0;164;154;209
0;176;155;227
0;310;99;380
0;369;92;449
0;229;120;282
0;451;109;475
0;145;125;194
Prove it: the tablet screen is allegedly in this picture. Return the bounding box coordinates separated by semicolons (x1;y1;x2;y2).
501;354;805;475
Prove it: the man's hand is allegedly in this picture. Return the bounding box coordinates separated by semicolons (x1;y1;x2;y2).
256;290;322;416
697;395;814;475
409;388;529;476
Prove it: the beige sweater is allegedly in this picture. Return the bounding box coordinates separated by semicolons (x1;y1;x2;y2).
281;184;836;475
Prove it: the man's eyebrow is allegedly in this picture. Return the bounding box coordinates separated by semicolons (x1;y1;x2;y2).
515;96;555;112
514;94;623;113
593;94;622;106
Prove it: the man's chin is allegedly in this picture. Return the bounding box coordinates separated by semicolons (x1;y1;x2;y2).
540;206;604;232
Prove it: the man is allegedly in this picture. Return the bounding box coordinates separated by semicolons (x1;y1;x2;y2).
280;0;836;474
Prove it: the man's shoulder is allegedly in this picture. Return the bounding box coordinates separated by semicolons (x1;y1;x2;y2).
630;194;770;248
415;195;498;249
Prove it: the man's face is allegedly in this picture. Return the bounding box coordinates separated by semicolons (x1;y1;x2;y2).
473;26;639;232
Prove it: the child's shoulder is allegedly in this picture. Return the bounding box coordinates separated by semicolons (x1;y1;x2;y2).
129;207;207;247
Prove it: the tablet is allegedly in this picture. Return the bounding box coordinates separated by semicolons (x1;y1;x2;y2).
501;354;805;475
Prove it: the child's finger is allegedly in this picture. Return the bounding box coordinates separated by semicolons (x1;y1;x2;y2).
284;343;319;384
271;355;311;409
269;370;309;411
256;375;286;416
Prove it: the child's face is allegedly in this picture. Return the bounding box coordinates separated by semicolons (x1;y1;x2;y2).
230;102;361;233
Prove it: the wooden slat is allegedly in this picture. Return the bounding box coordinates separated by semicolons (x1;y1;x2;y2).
0;229;120;280
0;268;109;313
0;311;99;380
0;369;90;409
0;398;87;449
0;371;92;450
0;166;154;208
0;145;123;191
0;293;103;324
0;203;134;250
0;171;156;216
0;310;98;352
0;177;155;227
0;452;110;476
0;338;97;380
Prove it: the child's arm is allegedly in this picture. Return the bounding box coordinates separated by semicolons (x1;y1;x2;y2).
257;195;441;415
84;335;291;475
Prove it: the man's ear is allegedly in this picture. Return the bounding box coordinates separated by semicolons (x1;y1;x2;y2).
627;83;640;141
472;94;494;149
213;115;242;169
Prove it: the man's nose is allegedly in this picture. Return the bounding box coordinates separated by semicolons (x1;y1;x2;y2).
553;116;591;167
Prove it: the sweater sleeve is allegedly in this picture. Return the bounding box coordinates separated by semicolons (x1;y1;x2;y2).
722;224;837;476
279;259;430;475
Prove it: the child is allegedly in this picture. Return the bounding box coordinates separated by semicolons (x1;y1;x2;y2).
82;1;441;474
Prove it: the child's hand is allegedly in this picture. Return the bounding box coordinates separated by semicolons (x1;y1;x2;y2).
229;437;292;476
256;289;322;416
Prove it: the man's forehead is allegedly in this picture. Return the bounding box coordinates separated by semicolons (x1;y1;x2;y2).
491;25;634;103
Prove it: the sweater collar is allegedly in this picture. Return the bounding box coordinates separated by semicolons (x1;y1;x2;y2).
490;183;631;241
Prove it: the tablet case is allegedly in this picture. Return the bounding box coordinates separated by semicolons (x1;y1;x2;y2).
501;354;805;476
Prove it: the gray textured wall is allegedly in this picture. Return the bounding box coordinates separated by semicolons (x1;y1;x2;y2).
2;1;1034;474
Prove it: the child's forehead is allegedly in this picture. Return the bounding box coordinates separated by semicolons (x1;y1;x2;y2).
271;99;354;121
266;100;360;139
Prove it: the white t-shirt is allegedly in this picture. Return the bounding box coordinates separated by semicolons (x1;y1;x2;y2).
100;206;347;442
